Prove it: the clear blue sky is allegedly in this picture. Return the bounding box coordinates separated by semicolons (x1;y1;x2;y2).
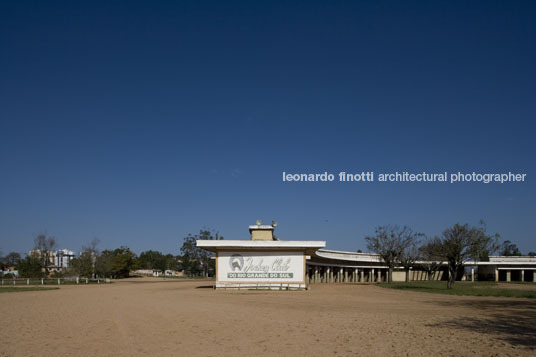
1;1;534;255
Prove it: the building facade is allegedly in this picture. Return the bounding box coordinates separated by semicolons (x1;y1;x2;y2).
198;221;536;288
197;222;325;289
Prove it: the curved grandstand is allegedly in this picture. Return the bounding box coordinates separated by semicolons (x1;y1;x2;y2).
307;249;536;283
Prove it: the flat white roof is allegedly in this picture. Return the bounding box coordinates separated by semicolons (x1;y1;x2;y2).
248;225;275;230
196;240;326;253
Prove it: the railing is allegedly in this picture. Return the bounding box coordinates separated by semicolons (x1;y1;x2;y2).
1;277;111;286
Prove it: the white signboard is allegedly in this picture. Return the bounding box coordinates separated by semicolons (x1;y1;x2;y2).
217;251;305;283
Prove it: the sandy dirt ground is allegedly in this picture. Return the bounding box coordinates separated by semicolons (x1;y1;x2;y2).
1;278;535;357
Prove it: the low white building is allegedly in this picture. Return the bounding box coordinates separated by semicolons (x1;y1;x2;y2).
197;221;325;290
198;221;536;286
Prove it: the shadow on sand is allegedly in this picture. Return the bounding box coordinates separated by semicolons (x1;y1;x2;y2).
195;285;215;289
426;299;536;348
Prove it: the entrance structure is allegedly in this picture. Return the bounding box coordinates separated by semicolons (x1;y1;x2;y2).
196;221;325;290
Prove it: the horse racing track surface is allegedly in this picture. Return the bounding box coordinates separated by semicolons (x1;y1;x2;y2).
1;278;535;356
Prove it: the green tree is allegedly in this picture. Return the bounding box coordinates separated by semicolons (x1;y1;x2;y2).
70;250;95;278
70;238;99;278
155;254;181;278
365;225;421;283
95;250;114;278
108;246;136;278
1;252;21;270
137;250;167;270
17;254;43;278
135;250;180;278
180;230;223;277
499;240;521;256
164;254;181;271
428;222;499;289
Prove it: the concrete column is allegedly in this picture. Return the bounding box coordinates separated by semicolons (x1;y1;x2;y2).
506;270;511;282
360;270;364;282
344;269;348;283
495;268;499;282
371;268;375;282
329;268;333;283
314;266;319;284
533;270;536;283
521;270;525;282
471;268;475;282
377;270;381;283
354;268;358;282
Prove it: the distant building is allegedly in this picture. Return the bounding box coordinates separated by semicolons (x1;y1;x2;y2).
1;267;19;277
133;269;184;277
55;249;76;269
28;249;76;272
134;269;162;277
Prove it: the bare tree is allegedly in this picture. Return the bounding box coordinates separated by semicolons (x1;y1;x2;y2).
419;238;444;281
428;221;499;289
365;225;422;283
399;240;422;283
71;238;100;278
34;233;57;276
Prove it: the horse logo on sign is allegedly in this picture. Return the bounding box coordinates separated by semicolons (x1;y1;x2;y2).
229;254;244;271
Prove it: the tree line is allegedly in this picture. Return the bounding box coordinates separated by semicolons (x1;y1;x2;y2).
1;225;530;288
0;230;222;279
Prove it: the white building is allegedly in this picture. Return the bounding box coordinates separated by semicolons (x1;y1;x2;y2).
198;221;536;287
197;221;325;290
55;249;76;269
